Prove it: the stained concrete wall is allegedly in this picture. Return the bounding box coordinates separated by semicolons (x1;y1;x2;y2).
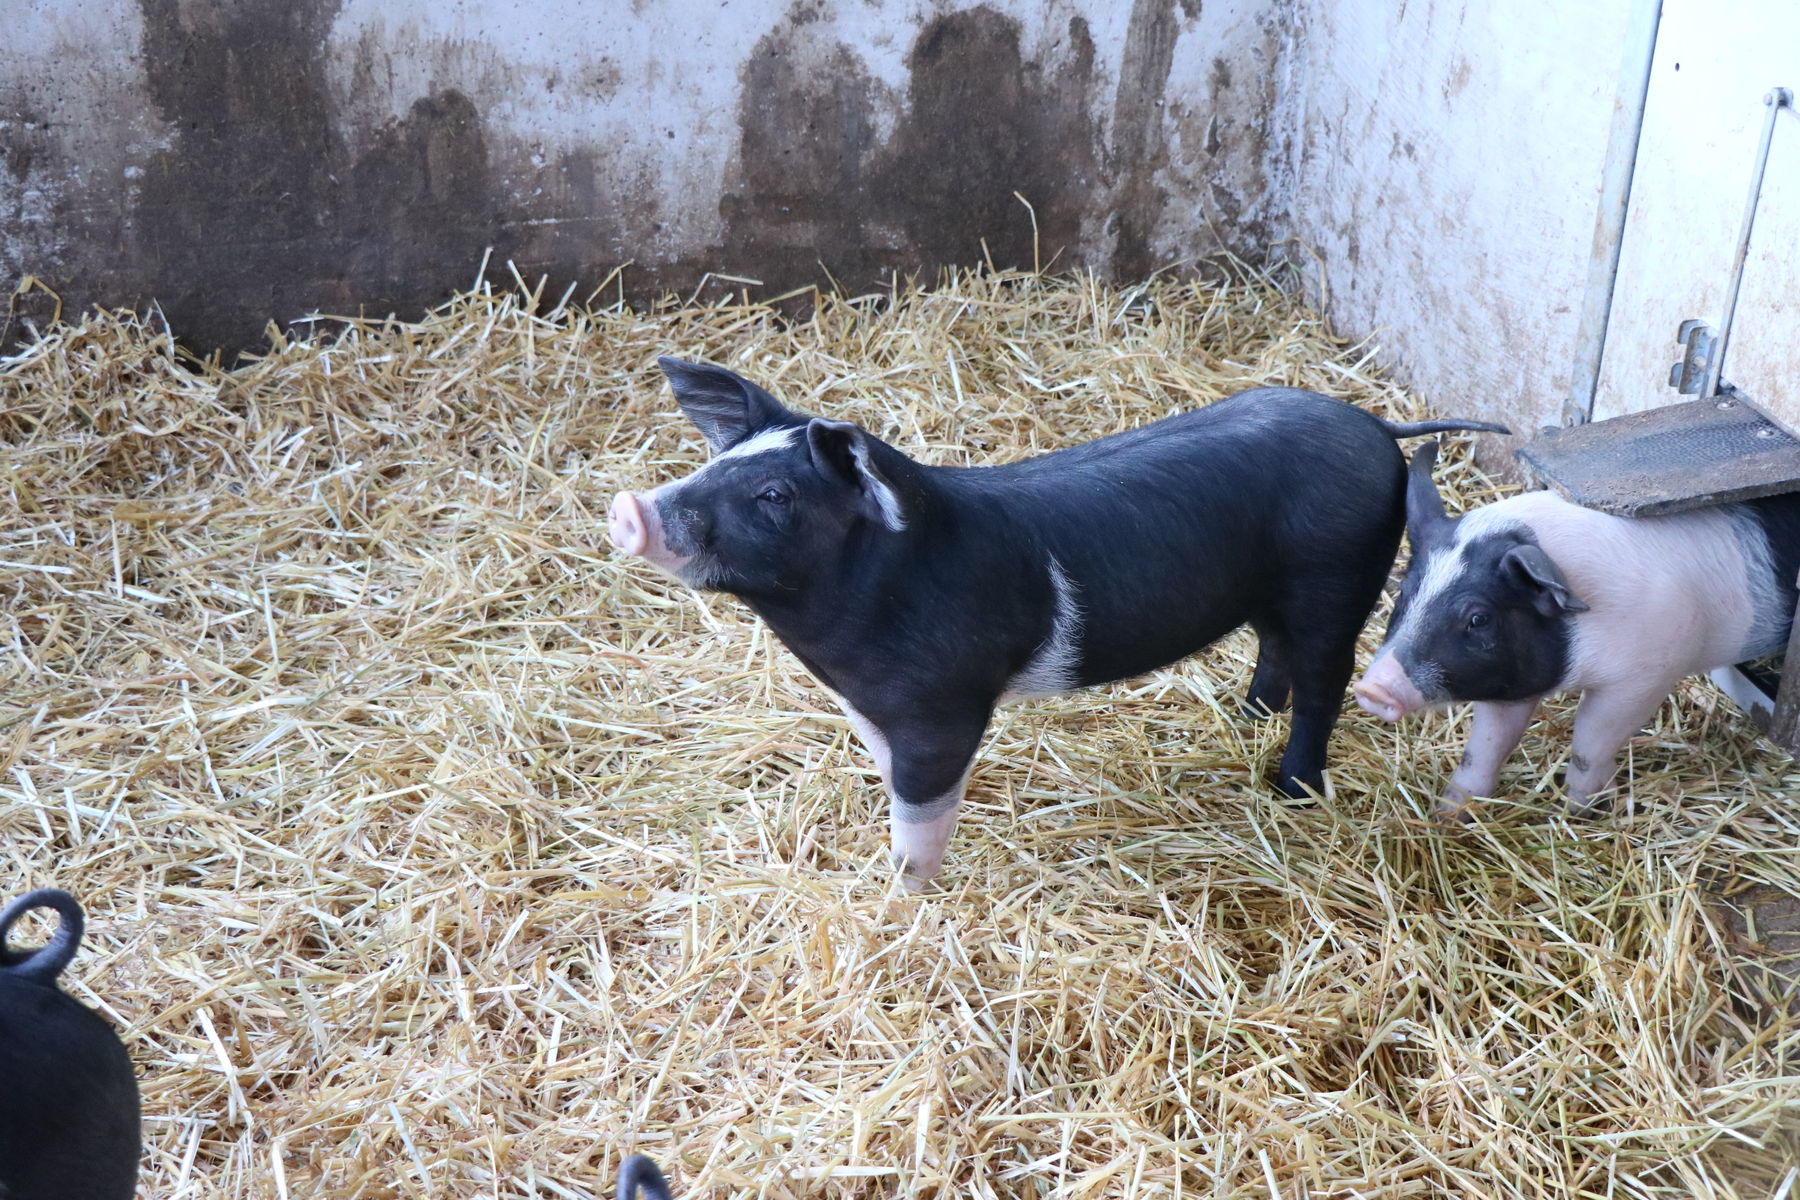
3;0;1286;355
1276;0;1634;445
4;0;1653;446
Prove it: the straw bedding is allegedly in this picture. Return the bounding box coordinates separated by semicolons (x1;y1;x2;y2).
3;265;1798;1200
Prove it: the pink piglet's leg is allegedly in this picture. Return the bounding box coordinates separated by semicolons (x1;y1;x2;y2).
1438;698;1540;819
1563;683;1672;816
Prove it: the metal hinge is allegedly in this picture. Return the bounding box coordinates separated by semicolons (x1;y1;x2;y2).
1668;318;1717;394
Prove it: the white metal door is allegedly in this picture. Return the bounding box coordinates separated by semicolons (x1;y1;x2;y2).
1593;0;1800;428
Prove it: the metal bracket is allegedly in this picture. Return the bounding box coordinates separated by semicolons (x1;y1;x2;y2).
1697;87;1793;401
1668;318;1717;394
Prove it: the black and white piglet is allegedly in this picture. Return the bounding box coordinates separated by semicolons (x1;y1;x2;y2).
1354;441;1800;816
0;889;140;1200
611;359;1507;883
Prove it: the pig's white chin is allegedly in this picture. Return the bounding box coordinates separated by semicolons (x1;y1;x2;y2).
615;542;705;586
655;552;730;593
640;544;696;575
635;558;713;594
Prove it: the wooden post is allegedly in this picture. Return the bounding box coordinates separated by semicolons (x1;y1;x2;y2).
1771;575;1800;751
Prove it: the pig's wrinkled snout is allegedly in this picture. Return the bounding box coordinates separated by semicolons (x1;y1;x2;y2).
610;488;698;578
1352;678;1406;722
609;491;652;556
1353;654;1425;722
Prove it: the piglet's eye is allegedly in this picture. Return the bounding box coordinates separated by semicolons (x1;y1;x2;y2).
1467;610;1491;630
757;487;789;506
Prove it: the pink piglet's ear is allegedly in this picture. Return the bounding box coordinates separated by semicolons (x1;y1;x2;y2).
805;419;907;532
1405;440;1456;551
1503;543;1589;616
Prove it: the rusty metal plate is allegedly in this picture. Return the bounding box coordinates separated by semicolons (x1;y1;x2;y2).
1517;395;1800;516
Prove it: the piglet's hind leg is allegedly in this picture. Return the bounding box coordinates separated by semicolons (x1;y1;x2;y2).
1243;620;1293;718
1564;684;1672;817
1273;611;1365;798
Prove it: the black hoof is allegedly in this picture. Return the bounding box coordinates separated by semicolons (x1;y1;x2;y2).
1271;773;1323;806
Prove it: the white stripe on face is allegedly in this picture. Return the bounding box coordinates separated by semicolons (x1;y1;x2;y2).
704;424;801;468
1391;545;1464;647
1384;506;1526;654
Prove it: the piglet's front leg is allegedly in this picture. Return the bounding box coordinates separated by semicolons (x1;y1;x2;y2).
888;719;989;890
1437;698;1539;820
837;700;988;890
1563;683;1672;817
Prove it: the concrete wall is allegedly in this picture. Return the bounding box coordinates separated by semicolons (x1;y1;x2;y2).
1276;0;1634;446
3;0;1285;355
4;0;1667;451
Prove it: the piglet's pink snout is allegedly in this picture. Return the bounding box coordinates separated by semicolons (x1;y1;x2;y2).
1352;680;1406;723
1353;655;1424;723
608;491;652;556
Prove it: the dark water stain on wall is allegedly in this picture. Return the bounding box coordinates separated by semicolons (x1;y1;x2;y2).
1;107;47;182
8;1;1270;356
133;0;502;353
1110;0;1184;279
717;24;884;295
135;0;348;350
715;4;1103;299
871;7;1099;275
343;90;497;307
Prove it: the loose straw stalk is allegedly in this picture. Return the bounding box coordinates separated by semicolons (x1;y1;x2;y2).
2;264;1797;1200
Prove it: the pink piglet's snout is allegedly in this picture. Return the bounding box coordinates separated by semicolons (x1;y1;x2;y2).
608;491;653;556
1352;653;1427;723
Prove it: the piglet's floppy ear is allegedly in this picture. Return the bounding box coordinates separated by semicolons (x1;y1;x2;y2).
806;419;907;531
1405;440;1455;551
1503;543;1590;616
657;357;791;453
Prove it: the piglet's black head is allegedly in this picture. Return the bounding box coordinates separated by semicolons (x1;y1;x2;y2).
1379;441;1590;705
619;360;914;598
0;888;84;987
1390;527;1585;704
654;359;910;533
